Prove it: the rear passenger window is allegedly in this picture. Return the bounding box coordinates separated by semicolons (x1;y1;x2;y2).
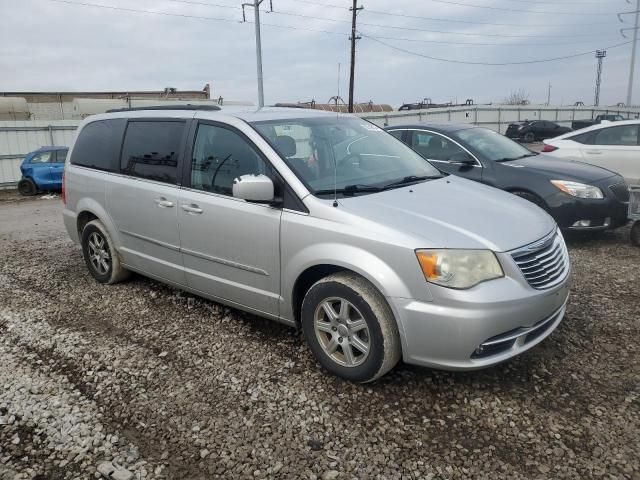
121;121;185;184
70;119;126;172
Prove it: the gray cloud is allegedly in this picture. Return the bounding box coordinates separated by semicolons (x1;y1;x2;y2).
0;0;634;107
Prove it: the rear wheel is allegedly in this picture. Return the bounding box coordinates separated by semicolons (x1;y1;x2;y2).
301;272;401;382
81;220;130;284
631;221;640;247
17;178;37;196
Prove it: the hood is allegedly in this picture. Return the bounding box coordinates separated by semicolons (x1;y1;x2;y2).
338;176;555;252
505;154;617;183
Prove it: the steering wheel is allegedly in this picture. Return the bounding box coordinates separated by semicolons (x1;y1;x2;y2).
335;152;362;169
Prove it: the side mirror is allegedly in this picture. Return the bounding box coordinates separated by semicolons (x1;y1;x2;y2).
448;152;476;166
232;174;275;203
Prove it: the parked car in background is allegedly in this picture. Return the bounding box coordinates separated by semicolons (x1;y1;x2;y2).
63;106;570;382
542;120;640;186
571;114;625;131
386;123;629;231
505;120;572;143
18;146;68;196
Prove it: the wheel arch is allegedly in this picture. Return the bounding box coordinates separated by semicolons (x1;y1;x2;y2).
74;197;123;250
285;245;419;330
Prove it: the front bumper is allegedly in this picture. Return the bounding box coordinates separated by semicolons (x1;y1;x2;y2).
388;249;570;370
546;178;629;231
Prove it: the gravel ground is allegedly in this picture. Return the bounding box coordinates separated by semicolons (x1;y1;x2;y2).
0;193;638;480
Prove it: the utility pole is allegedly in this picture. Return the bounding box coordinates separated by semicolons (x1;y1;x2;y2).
547;82;552;106
348;0;363;113
594;50;606;107
619;0;640;106
242;0;273;108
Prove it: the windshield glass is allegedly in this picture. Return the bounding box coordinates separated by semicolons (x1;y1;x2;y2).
251;116;441;196
453;127;534;161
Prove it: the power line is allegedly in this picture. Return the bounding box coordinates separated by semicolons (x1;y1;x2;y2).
266;11;613;38
427;0;612;16
362;34;633;66
366;34;618;48
45;0;349;35
283;0;615;27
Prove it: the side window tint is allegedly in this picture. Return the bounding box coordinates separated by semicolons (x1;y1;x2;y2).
56;150;68;163
191;124;269;196
412;132;464;161
70;119;126;172
121;121;185;184
568;132;593;145
593;125;639;146
30;152;52;164
388;130;404;141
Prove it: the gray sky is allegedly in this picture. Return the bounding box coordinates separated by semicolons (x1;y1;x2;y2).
0;0;635;107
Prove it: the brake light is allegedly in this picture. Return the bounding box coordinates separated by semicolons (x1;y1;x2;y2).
542;144;558;153
61;171;66;205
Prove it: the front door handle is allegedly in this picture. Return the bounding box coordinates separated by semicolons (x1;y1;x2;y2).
154;197;174;208
585;150;602;155
182;204;203;214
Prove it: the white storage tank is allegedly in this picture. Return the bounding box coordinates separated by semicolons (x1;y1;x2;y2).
0;97;30;120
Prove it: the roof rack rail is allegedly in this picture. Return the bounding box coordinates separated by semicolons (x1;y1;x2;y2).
106;104;222;113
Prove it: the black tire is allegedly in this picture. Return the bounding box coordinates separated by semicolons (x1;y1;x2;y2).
81;220;130;284
512;190;547;210
301;272;401;383
631;221;640;247
17;178;37;196
524;132;535;143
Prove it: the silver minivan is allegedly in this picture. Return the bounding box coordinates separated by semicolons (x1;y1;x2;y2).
63;106;570;382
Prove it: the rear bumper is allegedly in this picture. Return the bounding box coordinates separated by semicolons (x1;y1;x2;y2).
63;209;79;244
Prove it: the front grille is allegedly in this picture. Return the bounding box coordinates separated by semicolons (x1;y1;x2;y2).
609;182;630;203
511;231;569;290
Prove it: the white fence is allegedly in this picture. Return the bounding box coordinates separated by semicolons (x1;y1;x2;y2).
361;105;640;133
0;121;78;187
2;105;640;187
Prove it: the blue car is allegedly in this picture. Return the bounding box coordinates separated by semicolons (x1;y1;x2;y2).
18;146;68;196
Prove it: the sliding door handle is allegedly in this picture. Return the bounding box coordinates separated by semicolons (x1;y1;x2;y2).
182;204;203;214
154;197;174;208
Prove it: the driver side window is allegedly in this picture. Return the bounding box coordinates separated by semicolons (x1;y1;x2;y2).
411;131;465;161
191;124;269;196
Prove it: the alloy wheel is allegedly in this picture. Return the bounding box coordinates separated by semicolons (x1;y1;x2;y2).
87;232;110;275
313;297;371;367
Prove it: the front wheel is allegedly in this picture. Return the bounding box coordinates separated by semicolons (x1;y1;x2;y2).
81;220;130;284
523;132;535;143
512;190;547;210
301;272;401;382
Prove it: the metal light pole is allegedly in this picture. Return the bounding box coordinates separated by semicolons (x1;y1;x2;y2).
627;0;639;106
594;50;606;107
254;0;264;108
242;0;272;108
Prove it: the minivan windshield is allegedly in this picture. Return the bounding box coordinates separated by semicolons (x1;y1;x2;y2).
453;127;536;162
251;116;442;196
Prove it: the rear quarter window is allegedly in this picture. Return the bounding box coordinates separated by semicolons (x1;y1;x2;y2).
70;119;126;172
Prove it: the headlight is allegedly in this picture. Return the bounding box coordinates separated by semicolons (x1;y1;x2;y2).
551;180;603;199
415;249;504;289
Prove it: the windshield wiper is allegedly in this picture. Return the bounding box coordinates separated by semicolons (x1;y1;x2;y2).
495;153;538;162
382;175;443;189
315;184;384;196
